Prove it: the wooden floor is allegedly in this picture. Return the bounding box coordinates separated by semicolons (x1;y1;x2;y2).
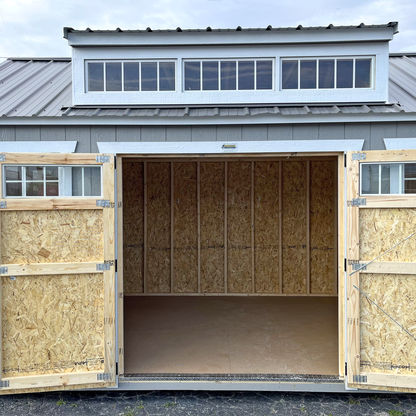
124;296;338;375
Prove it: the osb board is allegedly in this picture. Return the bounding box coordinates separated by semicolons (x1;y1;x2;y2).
360;273;416;376
282;161;307;294
1;210;103;264
2;274;104;377
200;162;225;293
173;162;198;293
147;162;171;293
360;209;416;262
254;161;279;293
310;161;335;294
227;162;252;293
123;162;144;293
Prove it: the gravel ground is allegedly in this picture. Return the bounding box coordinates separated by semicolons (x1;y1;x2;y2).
0;391;415;416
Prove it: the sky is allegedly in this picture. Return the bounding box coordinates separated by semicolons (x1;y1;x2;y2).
0;0;415;60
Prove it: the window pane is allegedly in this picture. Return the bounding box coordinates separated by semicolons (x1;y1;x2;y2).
361;164;379;194
26;166;44;180
72;167;83;196
220;61;236;90
202;61;219;91
84;167;101;197
124;62;140;91
46;182;59;196
300;60;316;89
185;62;201;91
337;59;353;88
238;61;254;90
319;60;334;89
46;166;58;180
26;182;44;197
355;59;371;88
256;61;273;90
380;164;390;194
159;62;175;91
405;163;416;179
106;62;122;91
5;166;21;181
282;60;298;89
405;180;416;194
141;62;157;91
6;182;22;197
88;63;104;91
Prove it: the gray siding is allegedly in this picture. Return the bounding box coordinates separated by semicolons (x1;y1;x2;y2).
1;122;416;152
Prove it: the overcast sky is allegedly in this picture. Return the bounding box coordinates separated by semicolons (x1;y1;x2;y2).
0;0;415;60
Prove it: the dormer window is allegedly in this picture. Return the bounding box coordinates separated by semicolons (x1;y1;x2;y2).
281;57;373;90
86;60;176;92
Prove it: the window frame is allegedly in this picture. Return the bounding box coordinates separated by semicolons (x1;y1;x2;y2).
85;60;177;93
182;58;275;92
280;56;375;91
3;165;103;198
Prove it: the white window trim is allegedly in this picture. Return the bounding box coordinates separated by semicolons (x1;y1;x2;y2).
280;55;375;91
85;59;177;93
3;165;103;198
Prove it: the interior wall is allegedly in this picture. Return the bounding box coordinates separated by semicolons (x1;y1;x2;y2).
123;158;337;295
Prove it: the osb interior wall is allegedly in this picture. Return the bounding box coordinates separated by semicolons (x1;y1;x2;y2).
123;159;337;295
2;273;104;377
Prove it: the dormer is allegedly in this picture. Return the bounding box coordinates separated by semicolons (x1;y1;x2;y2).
64;23;398;107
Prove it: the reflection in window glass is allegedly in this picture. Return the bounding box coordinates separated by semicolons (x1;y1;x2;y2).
405;180;416;193
124;62;140;91
159;62;175;91
337;59;353;88
141;62;157;91
185;62;201;91
404;164;416;179
46;182;59;196
88;63;104;91
106;62;122;91
282;60;298;89
84;167;101;197
72;167;83;197
26;167;44;180
361;164;379;194
238;61;254;90
26;182;44;197
355;59;371;88
300;60;316;89
220;61;236;90
380;164;391;194
319;60;334;89
202;61;219;91
46;167;58;180
6;183;22;196
5;166;21;181
256;61;273;90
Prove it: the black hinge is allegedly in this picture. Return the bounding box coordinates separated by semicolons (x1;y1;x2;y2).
116;362;118;376
114;157;117;169
344;153;347;168
115;259;118;273
345;363;347;376
344;258;347;272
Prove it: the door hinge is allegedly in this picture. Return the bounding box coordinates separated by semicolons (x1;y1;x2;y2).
347;198;366;207
0;267;8;274
344;258;347;272
352;152;366;161
353;375;367;383
344;153;347;168
0;380;10;388
97;373;112;381
345;363;347;376
0;201;6;209
115;259;118;273
0;154;5;162
96;199;115;208
96;155;110;163
116;362;118;376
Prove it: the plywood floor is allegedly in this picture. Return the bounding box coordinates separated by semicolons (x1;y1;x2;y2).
124;296;338;375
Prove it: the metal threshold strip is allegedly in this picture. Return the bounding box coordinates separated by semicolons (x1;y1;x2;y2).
120;373;343;383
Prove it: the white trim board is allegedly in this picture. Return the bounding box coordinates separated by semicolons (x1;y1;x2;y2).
384;138;416;150
0;141;77;153
97;139;364;154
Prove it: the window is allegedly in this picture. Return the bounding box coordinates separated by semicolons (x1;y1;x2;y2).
281;57;373;90
86;61;176;92
3;166;102;198
183;59;273;91
361;163;416;195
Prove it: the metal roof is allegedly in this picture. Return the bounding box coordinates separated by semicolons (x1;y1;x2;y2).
63;22;399;38
0;53;415;119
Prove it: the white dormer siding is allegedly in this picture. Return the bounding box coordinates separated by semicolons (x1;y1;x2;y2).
68;26;395;106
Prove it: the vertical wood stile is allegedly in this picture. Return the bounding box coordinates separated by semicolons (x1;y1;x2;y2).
224;161;228;294
197;162;201;293
306;160;311;295
251;161;255;293
278;161;283;294
143;161;148;294
171;162;174;294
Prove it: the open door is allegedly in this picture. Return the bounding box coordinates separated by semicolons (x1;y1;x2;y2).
0;153;116;394
347;150;416;392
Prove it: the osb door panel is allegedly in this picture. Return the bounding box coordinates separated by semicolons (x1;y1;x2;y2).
347;150;416;392
0;153;116;394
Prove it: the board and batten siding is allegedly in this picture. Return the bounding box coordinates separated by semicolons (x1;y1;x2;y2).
2;122;416;152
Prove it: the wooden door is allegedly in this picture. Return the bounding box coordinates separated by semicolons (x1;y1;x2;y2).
0;153;116;394
347;150;416;392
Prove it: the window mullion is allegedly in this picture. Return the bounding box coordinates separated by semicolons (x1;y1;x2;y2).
298;59;300;90
82;167;85;197
353;58;356;88
23;167;26;197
